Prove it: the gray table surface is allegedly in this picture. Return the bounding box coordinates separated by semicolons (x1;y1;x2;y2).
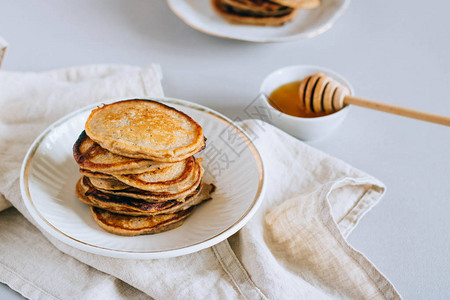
1;0;449;299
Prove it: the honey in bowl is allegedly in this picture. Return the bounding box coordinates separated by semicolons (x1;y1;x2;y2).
268;81;333;118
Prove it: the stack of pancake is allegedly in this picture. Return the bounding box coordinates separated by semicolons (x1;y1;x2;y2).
73;99;214;236
212;0;320;26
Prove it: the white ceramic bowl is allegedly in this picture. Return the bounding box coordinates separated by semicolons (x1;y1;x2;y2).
260;65;353;141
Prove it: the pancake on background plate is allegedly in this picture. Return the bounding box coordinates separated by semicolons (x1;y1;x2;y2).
271;0;319;9
212;0;320;26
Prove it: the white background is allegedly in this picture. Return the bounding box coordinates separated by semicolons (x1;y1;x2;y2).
1;0;449;299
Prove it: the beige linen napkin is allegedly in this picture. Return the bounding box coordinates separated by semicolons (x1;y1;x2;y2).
0;63;163;212
0;58;401;298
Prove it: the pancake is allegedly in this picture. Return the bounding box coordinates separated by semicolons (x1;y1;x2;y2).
271;0;319;9
74;131;172;174
113;157;194;191
221;0;292;16
212;0;297;26
84;100;206;162
88;176;130;191
113;157;199;193
229;4;294;17
91;163;203;202
80;169;112;179
76;177;215;216
90;206;192;236
83;157;193;192
97;181;201;202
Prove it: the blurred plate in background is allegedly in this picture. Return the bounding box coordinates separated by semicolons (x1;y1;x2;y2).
168;0;350;43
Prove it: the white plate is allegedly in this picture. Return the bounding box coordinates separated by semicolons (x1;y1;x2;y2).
167;0;350;43
20;98;265;259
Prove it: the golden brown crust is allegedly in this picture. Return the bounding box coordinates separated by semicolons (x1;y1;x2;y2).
88;176;131;191
98;163;204;201
90;206;192;236
76;177;214;216
77;177;183;214
221;0;292;15
84;100;205;162
79;156;196;193
79;169;113;179
75;99;213;236
73;131;170;174
113;157;198;193
270;0;320;9
212;0;298;26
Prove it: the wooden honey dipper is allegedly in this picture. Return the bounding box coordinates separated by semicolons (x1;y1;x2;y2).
299;73;450;126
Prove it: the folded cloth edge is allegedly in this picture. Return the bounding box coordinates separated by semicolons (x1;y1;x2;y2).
333;177;386;237
264;177;401;299
0;261;59;300
321;178;400;299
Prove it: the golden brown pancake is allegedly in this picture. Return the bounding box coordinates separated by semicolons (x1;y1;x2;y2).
97;182;200;202
271;0;319;9
88;176;131;191
212;0;298;26
113;157;199;193
221;0;292;15
84;100;205;162
79;157;192;192
98;162;204;201
75;99;212;236
90;206;192;236
79;168;113;179
74;131;172;174
76;177;215;216
82;176;202;202
83;157;195;192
